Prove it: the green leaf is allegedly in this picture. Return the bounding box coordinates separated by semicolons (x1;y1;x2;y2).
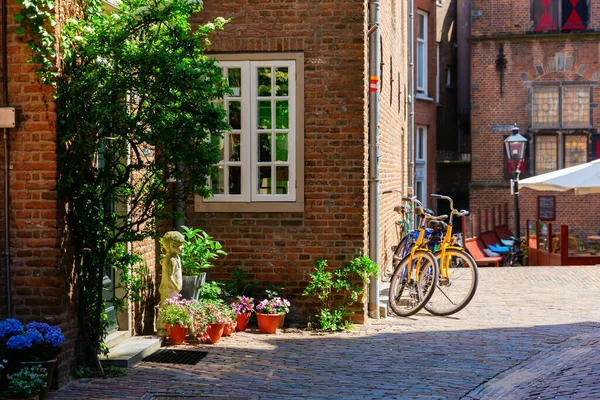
15;27;26;35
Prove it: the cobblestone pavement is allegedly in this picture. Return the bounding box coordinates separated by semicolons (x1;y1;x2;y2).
50;266;600;399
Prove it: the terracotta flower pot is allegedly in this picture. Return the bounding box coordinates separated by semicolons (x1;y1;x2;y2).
278;312;286;329
235;312;251;332
223;322;236;336
257;313;282;334
165;323;187;345
206;323;225;343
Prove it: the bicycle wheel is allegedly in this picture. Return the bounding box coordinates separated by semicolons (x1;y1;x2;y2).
424;249;478;316
388;250;438;317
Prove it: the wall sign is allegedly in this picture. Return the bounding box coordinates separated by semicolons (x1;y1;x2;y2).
538;195;556;221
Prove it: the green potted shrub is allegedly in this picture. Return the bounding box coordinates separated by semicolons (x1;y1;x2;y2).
3;366;47;400
179;226;226;300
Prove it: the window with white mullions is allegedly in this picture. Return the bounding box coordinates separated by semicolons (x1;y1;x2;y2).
206;60;296;203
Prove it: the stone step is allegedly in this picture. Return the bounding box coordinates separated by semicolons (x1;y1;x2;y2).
102;335;162;368
105;330;130;349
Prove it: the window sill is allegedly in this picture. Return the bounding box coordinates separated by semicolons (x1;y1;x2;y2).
416;94;435;102
195;196;304;213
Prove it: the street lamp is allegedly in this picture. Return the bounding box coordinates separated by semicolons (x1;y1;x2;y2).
504;124;528;239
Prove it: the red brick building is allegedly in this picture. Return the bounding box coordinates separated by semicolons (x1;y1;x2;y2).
190;0;418;320
0;0;420;384
469;0;600;240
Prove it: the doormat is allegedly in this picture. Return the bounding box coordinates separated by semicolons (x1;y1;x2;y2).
143;349;208;365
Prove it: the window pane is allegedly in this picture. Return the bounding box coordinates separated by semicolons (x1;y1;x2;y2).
563;86;590;128
228;68;241;97
532;87;559;128
258;100;272;129
275;67;289;96
564;135;587;168
212;166;224;195
418;14;425;39
276;166;289;195
212;134;224;162
532;0;558;32
258;67;272;96
276;101;289;129
562;0;588;30
258;166;272;194
228;101;241;130
229;134;240;162
229;166;241;194
258;133;272;162
417;43;424;89
416;181;424;203
535;135;558;174
417;129;424;160
276;133;288;162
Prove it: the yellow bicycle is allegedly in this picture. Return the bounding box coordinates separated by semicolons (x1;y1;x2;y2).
424;194;479;316
388;196;445;317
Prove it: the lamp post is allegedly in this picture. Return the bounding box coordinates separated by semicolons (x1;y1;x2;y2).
504;124;528;239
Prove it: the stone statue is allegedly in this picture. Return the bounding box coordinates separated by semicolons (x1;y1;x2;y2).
159;231;185;302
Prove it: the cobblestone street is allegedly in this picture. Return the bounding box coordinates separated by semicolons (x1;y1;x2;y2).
50;266;600;399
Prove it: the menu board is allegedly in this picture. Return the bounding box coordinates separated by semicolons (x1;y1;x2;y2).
538;196;556;221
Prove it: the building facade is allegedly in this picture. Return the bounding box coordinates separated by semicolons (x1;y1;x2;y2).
470;0;600;239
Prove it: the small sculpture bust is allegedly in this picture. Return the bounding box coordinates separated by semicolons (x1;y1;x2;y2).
159;231;185;303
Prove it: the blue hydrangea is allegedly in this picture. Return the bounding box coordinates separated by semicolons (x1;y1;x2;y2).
6;334;33;350
26;328;44;344
26;322;51;334
44;328;64;347
0;318;24;339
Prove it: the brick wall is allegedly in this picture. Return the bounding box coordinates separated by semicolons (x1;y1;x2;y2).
0;0;76;386
470;3;600;243
414;0;437;210
188;0;409;322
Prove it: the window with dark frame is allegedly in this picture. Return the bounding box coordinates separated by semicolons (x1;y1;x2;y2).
532;0;589;32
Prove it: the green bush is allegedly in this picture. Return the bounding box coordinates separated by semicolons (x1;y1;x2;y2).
180;226;227;276
303;256;378;331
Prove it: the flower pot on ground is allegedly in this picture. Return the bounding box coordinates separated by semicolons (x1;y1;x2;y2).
256;313;283;334
222;321;236;336
230;296;255;332
235;313;251;332
165;324;187;345
205;323;225;343
180;226;226;300
256;296;290;334
2;321;65;363
190;300;230;343
157;295;194;344
19;359;57;398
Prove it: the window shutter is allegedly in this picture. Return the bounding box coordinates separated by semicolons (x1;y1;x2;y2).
562;0;588;31
532;0;559;32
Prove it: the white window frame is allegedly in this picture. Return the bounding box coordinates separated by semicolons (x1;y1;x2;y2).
416;11;428;96
196;53;305;213
435;43;440;103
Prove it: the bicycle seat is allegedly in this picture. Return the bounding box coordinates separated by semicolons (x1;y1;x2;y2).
428;220;448;230
393;205;406;214
415;206;435;216
424;214;448;221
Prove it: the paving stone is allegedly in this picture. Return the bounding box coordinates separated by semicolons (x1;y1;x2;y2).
48;266;600;399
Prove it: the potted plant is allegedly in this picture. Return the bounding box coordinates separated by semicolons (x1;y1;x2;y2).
3;365;47;400
255;297;290;334
230;296;254;332
3;321;64;392
179;226;226;300
157;295;194;345
264;288;287;328
221;306;237;337
191;300;228;344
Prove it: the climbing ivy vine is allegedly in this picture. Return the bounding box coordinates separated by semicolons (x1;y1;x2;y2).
16;0;229;373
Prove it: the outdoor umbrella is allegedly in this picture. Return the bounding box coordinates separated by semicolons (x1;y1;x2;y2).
519;158;600;195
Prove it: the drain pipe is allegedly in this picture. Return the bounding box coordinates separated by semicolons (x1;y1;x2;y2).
2;0;11;318
408;0;415;215
367;0;381;320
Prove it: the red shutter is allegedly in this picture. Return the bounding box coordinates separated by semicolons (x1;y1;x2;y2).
562;0;588;31
593;134;600;160
533;0;559;32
